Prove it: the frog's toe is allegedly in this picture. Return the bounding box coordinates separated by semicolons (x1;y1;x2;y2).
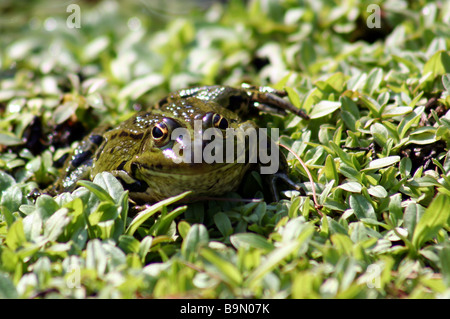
246;86;310;120
254;103;288;116
267;172;304;202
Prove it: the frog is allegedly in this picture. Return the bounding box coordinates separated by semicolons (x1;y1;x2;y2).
55;84;309;203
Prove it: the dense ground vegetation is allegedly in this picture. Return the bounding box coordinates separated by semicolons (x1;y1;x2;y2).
0;0;449;298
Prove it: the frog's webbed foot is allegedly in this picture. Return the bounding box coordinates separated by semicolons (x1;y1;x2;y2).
242;84;310;120
266;171;304;202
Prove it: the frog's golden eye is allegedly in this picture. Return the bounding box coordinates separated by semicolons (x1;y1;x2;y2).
152;122;168;141
212;113;229;129
151;118;181;148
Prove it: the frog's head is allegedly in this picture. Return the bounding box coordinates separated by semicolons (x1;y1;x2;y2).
123;97;256;202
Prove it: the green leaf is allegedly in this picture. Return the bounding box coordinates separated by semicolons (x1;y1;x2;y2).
364;156;400;171
368;185;388;198
0;171;16;195
404;203;424;240
399;105;425;139
118;191;129;233
5;218;26;251
341;110;357;131
399;157;412;178
0;184;25;220
35;195;60;220
44;208;71;242
302;88;321;112
439;245;450;288
177;221;191;239
365;68;383;95
0;132;23;146
149;205;187;236
230;232;275;251
338;182;362;193
347;72;367;91
213;212;233;237
86;239;107;276
0;273;18;299
412;194;450;249
382;106;412;118
246;240;300;286
126;191;191;236
138;236;153;263
200;248;242;286
330;233;353;255
323;154;339;183
349;194;376;221
421;50;450;90
118;235;140;254
181;224;209;258
407;127;437;145
339;96;361;131
392;55;419;73
54;101;77;125
323;72;346;93
424;50;450;78
82;36;110;61
77;179;115;204
247;224;314;286
340;96;360;118
88;202;119;226
118;73;164;100
273;73;292;90
285;87;301;108
443;74;450;92
370;123;389;147
92;172;126;203
309;100;341;119
359;95;380;117
377;92;390;107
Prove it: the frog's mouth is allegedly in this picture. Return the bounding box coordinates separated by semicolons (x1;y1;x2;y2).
136;160;249;177
129;160;252;203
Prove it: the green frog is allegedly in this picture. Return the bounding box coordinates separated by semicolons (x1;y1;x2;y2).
56;85;309;203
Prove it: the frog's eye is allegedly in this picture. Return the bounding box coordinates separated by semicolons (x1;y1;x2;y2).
152;122;168;141
212;114;229;129
151;118;181;147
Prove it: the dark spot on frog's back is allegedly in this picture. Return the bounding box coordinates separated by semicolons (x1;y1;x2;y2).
228;95;246;113
116;160;127;171
116;130;143;140
71;150;92;167
156;96;168;108
95;143;105;161
130;132;144;140
89;134;103;146
131;161;138;176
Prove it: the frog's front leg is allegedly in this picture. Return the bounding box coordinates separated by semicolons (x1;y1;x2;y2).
51;126;108;194
265;171;303;202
